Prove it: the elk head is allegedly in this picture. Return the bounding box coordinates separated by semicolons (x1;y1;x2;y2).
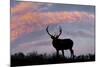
46;26;62;40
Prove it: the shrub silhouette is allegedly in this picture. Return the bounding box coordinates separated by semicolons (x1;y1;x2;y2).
11;52;95;67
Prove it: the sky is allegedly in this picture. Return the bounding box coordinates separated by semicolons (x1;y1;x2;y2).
11;1;95;56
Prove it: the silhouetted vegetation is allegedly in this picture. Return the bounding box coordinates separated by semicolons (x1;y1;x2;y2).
11;52;95;67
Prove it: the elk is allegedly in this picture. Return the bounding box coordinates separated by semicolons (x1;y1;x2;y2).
46;26;74;58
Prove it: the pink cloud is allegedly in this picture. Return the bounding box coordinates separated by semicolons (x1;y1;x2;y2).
11;11;94;41
11;2;33;14
11;2;46;15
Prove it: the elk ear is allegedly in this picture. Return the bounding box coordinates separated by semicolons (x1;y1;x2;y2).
55;35;59;39
51;36;56;39
51;36;53;39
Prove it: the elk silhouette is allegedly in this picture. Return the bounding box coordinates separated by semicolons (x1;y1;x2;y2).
46;26;74;58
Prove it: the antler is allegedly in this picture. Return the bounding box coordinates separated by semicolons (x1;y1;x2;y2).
46;25;62;38
46;26;53;37
56;26;62;38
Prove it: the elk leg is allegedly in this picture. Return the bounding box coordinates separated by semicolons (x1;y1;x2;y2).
62;50;65;57
70;49;74;58
56;50;59;57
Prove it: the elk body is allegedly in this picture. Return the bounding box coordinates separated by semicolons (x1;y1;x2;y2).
46;26;74;58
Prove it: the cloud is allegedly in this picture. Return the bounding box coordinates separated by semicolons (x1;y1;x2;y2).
11;2;33;14
11;2;41;15
11;11;94;41
11;2;53;15
66;30;94;38
11;2;95;41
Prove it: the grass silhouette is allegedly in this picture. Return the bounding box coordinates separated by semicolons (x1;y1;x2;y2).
11;52;95;67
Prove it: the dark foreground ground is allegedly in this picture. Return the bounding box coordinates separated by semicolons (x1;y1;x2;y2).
11;52;95;67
